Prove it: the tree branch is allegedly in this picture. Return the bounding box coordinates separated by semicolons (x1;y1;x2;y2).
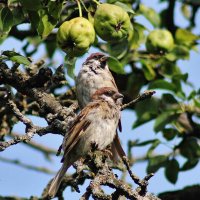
121;90;156;110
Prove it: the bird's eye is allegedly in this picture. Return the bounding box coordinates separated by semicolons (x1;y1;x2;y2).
105;90;113;96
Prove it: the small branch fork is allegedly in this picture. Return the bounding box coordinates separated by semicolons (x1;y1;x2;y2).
77;150;160;200
122;156;154;196
0;92;51;151
0;61;78;152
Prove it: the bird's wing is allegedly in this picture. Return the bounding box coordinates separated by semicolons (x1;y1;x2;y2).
61;102;100;162
113;132;126;158
118;118;122;132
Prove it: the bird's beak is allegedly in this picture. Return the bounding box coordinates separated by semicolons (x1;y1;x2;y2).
100;55;109;62
114;92;124;105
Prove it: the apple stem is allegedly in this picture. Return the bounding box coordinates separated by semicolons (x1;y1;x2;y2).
80;0;89;13
92;0;100;5
76;0;82;17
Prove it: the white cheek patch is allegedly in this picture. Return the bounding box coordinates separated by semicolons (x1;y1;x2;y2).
101;95;113;103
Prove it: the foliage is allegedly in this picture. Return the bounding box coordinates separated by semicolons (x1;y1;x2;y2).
0;0;200;199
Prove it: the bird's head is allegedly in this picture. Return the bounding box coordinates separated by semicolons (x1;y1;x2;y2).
92;87;123;105
84;52;109;69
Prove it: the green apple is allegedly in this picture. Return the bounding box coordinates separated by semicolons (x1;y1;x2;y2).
146;29;174;53
57;17;95;57
94;3;131;42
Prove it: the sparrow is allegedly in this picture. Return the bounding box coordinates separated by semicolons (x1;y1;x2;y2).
48;87;123;198
76;52;126;160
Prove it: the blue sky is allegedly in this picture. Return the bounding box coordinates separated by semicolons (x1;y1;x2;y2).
0;0;200;199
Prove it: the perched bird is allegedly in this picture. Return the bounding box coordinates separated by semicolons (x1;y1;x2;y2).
76;52;126;160
48;87;123;198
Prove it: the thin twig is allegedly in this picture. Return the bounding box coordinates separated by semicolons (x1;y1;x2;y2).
0;156;55;174
122;156;154;196
9;133;58;156
121;90;156;110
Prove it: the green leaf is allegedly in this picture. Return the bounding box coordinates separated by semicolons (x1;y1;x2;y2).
165;45;190;61
147;139;161;157
28;11;40;30
48;1;63;19
162;128;178;141
107;56;125;74
141;60;156;81
149;79;176;92
134;139;159;147
12;6;25;26
154;111;179;132
188;90;197;100
2;51;31;66
139;4;160;27
194;98;200;108
131;22;146;49
181;159;199;171
37;9;57;38
179;138;200;159
0;7;13;32
133;98;159;128
175;28;199;47
133;112;156;128
162;93;178;104
147;155;168;173
114;2;135;15
173;73;188;83
65;55;77;79
8;0;19;5
159;62;181;78
107;40;128;59
45;40;57;58
165;159;179;184
19;0;42;11
181;4;191;20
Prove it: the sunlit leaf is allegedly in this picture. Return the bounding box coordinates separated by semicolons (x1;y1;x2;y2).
139;4;160;27
130;22;146;49
149;79;177;92
37;9;57;38
114;2;135;15
65;55;77;79
2;51;31;66
165;45;190;61
181;4;191;20
141;60;156;81
175;29;199;47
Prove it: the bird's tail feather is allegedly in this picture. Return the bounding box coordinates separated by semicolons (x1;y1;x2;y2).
48;161;69;198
